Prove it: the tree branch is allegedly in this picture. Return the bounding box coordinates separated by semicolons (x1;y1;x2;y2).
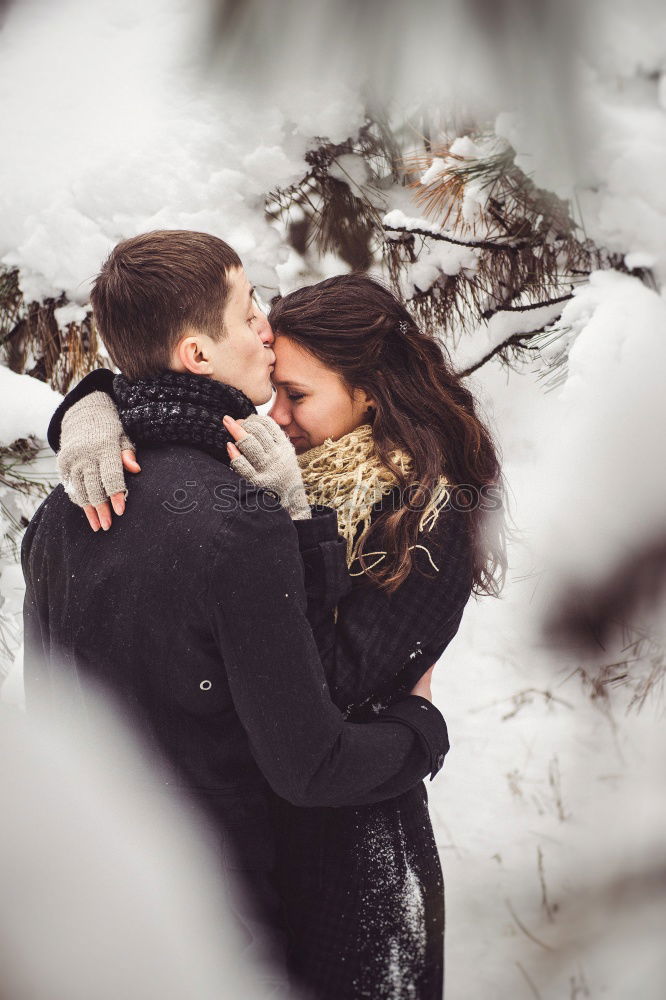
458;327;549;378
480;292;574;320
383;223;542;252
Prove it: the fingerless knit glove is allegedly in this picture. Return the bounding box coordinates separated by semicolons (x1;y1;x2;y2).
57;391;133;507
230;414;311;520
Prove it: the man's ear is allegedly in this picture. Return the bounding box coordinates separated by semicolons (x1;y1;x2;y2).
172;333;214;376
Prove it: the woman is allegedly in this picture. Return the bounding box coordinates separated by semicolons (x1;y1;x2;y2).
49;273;505;999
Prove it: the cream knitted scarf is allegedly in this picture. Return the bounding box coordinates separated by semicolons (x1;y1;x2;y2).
297;423;450;576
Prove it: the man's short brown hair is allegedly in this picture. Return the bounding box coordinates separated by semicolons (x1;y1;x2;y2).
90;230;242;380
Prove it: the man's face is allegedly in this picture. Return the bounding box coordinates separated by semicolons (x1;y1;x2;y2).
204;267;276;405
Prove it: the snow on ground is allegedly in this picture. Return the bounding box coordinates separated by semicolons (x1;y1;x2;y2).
433;354;666;999
434;581;666;999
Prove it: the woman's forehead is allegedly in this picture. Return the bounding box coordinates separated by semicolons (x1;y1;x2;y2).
273;335;326;382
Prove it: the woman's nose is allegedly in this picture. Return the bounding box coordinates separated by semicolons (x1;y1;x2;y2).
268;397;290;428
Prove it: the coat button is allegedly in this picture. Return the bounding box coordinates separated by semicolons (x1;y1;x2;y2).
200;680;212;691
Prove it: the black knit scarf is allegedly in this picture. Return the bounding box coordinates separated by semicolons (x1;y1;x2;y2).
114;371;256;464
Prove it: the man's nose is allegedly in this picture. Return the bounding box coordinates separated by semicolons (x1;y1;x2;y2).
256;311;274;347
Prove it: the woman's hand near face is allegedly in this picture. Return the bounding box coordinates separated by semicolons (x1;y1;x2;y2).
56;391;141;532
224;413;312;520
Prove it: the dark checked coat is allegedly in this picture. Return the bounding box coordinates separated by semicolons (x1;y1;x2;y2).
278;493;474;1000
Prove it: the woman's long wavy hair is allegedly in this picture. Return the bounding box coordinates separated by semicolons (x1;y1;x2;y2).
269;274;507;596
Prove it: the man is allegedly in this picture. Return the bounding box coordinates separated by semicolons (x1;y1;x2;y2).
22;230;447;990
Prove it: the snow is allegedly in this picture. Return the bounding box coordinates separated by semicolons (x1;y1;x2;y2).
327;153;369;190
0;367;62;447
0;0;362;306
382;209;482;302
452;299;567;374
433;353;666;998
494;0;666;284
0;691;270;1000
624;252;657;271
528;271;666;591
383;208;441;235
417;157;444;188
53;302;89;330
355;811;428;997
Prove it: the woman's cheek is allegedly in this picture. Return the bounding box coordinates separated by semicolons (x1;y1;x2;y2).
293;403;310;435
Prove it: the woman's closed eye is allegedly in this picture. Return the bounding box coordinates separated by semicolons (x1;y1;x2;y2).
287;392;305;402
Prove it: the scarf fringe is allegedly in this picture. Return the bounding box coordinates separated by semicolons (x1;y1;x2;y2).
297;424;449;573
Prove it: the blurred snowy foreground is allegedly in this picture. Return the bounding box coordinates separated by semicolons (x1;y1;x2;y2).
0;683;279;1000
1;0;666;997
